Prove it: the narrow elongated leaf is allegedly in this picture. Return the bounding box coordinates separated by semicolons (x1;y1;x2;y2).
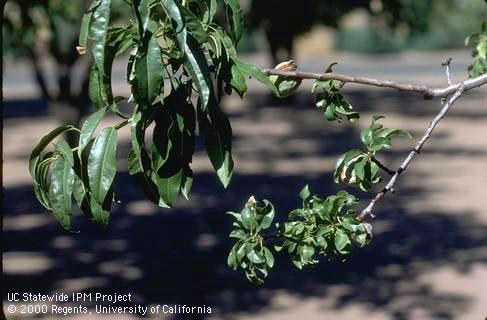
134;33;164;105
49;156;75;230
233;59;278;95
152;169;182;207
79;13;92;49
180;6;208;44
184;35;213;109
129;110;166;206
89;65;105;108
73;173;87;209
230;62;247;98
89;188;113;226
133;0;152;35
54;140;74;167
198;102;234;188
79;107;106;158
180;167;193;199
211;27;237;59
88;127;118;203
150;92;195;206
223;0;243;44
160;0;213;108
33;152;56;210
90;0;112;76
29;125;77;178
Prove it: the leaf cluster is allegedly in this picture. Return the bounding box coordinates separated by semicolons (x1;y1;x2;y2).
312;63;359;123
275;187;371;269
227;197;275;284
30;0;279;228
334;116;411;191
29;110;117;230
466;21;487;78
227;187;372;283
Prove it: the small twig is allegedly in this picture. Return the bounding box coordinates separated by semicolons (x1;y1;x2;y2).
263;233;284;241
371;156;395;176
442;58;453;86
357;85;466;220
113;119;130;130
263;69;487;99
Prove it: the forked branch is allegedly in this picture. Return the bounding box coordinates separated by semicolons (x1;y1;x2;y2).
265;61;485;221
263;68;487;99
358;85;466;220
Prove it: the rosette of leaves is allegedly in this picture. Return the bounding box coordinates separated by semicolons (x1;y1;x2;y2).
227;196;276;284
275;186;371;269
312;63;359;123
29;0;280;229
466;21;487;78
334;116;411;191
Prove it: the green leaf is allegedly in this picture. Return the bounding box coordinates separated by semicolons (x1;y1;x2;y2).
223;0;243;44
79;107;107;158
354;157;367;181
133;0;153;35
299;185;310;201
211;27;237;59
230;61;247;98
79;13;92;49
334;229;351;254
229;229;246;239
48;156;75;230
227;245;238;269
129;110;165;206
247;247;265;264
87;127;118;204
198;102;234;188
161;0;213;108
263;247;274;268
133;33;164;105
236;242;247;261
29;125;78;178
29;125;77;165
180;167;193;200
54;140;74;168
89;189;112;225
152;168;182;207
259;200;275;230
89;65;105;109
233;59;279;95
301;245;315;262
90;0;112;76
32;153;56;210
180;5;208;44
240;204;255;231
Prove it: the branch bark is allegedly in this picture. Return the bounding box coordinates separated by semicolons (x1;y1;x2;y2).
263;69;487;99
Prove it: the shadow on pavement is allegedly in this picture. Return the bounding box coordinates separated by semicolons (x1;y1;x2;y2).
4;90;487;320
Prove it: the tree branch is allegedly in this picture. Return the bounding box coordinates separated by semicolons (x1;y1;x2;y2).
357;85;466;221
371;156;395;176
263;69;487;99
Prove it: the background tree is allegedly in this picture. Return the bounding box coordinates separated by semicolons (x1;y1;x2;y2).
248;0;486;63
3;0;127;144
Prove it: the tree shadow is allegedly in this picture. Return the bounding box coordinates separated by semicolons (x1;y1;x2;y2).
3;89;487;319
